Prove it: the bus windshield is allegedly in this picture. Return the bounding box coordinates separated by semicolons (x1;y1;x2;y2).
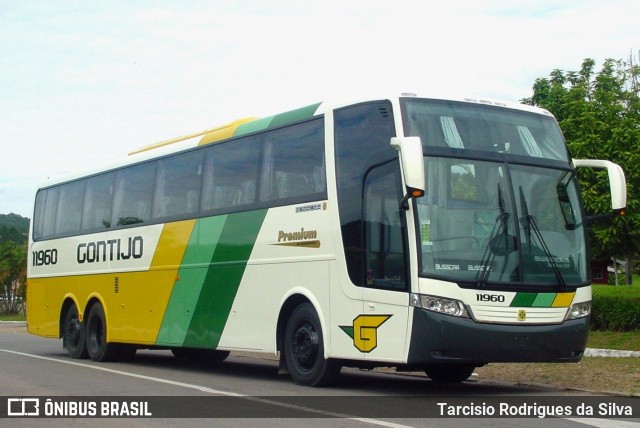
402;98;588;288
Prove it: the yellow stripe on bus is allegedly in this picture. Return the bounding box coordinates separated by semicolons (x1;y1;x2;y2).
551;292;576;307
128;118;257;155
109;220;196;344
198;117;258;145
150;220;196;269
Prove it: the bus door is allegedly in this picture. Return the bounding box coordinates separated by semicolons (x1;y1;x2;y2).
360;162;410;361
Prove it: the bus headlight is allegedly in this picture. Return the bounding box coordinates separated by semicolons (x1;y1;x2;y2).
410;293;469;318
566;301;591;320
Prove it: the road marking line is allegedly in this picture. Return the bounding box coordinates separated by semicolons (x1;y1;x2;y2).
566;418;640;428
0;349;413;428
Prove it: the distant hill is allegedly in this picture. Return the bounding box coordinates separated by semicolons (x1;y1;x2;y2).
0;213;30;245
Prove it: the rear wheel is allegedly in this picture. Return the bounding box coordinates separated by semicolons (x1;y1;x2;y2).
85;303;120;362
284;303;340;386
424;364;475;383
62;304;87;359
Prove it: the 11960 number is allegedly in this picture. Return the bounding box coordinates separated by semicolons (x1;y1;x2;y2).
32;249;58;266
476;293;505;303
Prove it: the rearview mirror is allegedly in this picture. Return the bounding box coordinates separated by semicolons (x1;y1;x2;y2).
572;159;627;212
390;137;425;209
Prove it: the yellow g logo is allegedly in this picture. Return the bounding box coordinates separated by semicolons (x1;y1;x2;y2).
340;315;391;352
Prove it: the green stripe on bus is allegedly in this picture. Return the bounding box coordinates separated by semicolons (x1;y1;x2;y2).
510;292;560;307
234;117;274;136
510;292;537;307
233;103;320;137
268;103;320;128
532;293;556;307
183;209;267;348
155;215;227;346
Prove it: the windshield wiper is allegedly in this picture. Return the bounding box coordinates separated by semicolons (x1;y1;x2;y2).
476;183;511;287
519;186;567;290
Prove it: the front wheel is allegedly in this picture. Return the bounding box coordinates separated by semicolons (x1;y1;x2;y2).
424;364;475;383
284;303;340;386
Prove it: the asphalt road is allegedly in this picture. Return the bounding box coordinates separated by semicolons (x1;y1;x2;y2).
0;323;638;428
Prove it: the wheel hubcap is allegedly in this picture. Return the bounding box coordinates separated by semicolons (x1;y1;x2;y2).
292;321;318;372
66;317;81;348
89;316;104;352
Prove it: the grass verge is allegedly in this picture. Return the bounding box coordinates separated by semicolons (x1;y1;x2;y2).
0;313;26;322
475;358;640;396
588;330;640;351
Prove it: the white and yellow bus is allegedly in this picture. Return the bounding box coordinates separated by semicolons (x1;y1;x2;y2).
27;93;626;386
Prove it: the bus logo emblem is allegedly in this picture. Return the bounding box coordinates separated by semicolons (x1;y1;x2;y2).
517;310;527;321
340;315;391;352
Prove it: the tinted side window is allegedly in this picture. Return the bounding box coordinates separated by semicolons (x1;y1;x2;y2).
55;181;85;235
112;162;156;226
202;136;260;212
334;101;397;286
82;172;115;231
364;164;407;290
33;188;59;240
260;119;326;204
154;151;204;219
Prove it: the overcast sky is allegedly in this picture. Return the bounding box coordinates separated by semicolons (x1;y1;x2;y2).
1;0;636;218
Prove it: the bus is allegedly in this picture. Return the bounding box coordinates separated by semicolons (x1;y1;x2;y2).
27;93;626;386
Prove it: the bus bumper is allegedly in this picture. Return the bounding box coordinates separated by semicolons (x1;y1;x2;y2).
407;308;589;365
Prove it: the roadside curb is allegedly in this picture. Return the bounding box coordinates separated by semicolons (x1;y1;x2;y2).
0;321;26;325
584;348;640;358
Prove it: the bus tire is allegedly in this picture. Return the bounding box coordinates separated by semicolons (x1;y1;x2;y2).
284;303;340;387
85;303;120;362
62;304;88;359
424;364;475;383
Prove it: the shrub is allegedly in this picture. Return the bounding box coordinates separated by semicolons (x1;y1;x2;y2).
591;285;640;331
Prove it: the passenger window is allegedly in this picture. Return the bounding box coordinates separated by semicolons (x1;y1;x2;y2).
55;181;85;235
154;151;204;219
260;119;325;204
112;162;156;226
82;172;115;231
202;136;260;212
33;188;59;240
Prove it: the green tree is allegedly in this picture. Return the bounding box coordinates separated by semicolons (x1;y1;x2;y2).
0;241;27;315
0;213;30;246
523;54;640;260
